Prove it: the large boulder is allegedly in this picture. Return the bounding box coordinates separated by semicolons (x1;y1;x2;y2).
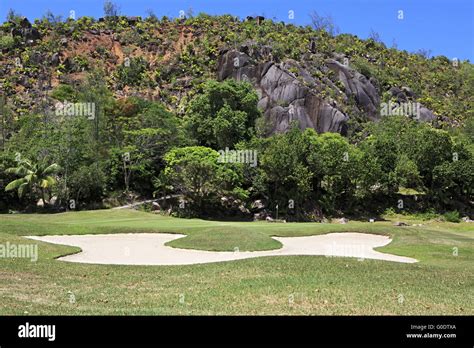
10;18;40;43
326;59;380;119
217;45;441;135
217;49;349;134
49;196;58;206
217;49;251;81
387;86;437;122
418;106;437;122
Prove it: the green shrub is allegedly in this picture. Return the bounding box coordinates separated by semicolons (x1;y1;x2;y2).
351;58;376;79
72;55;89;72
51;84;78;102
0;34;15;50
443;211;461;223
383;207;396;216
115;57;148;88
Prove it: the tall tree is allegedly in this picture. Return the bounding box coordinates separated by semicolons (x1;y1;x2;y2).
5;156;60;205
184;80;260;149
163;146;242;210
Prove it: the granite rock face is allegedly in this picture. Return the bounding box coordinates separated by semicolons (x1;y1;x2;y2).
217;48;349;134
326;59;380;120
217;45;438;135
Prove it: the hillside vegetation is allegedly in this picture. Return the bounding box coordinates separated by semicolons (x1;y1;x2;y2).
0;12;472;219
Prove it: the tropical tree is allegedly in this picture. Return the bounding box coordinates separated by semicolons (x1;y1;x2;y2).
162;146;242;211
307;132;359;213
431;143;474;208
257;126;315;208
5;156;61;206
106;98;186;194
184;79;260;149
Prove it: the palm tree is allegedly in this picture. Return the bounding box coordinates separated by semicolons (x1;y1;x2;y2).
5;156;60;206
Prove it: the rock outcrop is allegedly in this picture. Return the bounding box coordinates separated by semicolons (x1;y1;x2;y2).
387;86;437;122
217;45;439;136
10;17;40;43
326;59;380;119
217;48;349;134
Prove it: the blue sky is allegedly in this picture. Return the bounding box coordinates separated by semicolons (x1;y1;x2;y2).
1;0;473;61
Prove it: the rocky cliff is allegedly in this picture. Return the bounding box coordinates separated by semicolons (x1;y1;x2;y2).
0;15;470;137
217;43;439;135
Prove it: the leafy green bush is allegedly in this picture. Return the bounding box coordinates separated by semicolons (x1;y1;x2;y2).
0;34;15;50
383;207;396;216
162;146;243;214
443;211;461;223
351;57;376;79
115;57;148;88
51;84;78;101
184;79;260;148
71;55;89;72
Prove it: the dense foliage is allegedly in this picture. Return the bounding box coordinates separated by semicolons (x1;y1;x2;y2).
0;11;472;219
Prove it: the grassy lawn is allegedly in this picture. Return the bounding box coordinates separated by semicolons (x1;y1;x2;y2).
0;209;472;315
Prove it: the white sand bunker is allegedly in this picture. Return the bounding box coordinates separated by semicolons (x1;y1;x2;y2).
26;232;417;266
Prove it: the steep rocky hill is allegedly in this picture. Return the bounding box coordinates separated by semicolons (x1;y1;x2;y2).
1;14;472;135
0;14;473;218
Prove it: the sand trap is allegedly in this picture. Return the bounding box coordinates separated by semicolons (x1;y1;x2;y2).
26;232;417;265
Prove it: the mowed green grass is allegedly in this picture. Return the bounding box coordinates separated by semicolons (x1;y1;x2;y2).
0;209;472;315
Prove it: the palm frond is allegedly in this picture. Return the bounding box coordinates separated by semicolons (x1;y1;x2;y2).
6;166;30;176
42;163;61;176
25;173;34;183
17;182;29;198
5;178;27;192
